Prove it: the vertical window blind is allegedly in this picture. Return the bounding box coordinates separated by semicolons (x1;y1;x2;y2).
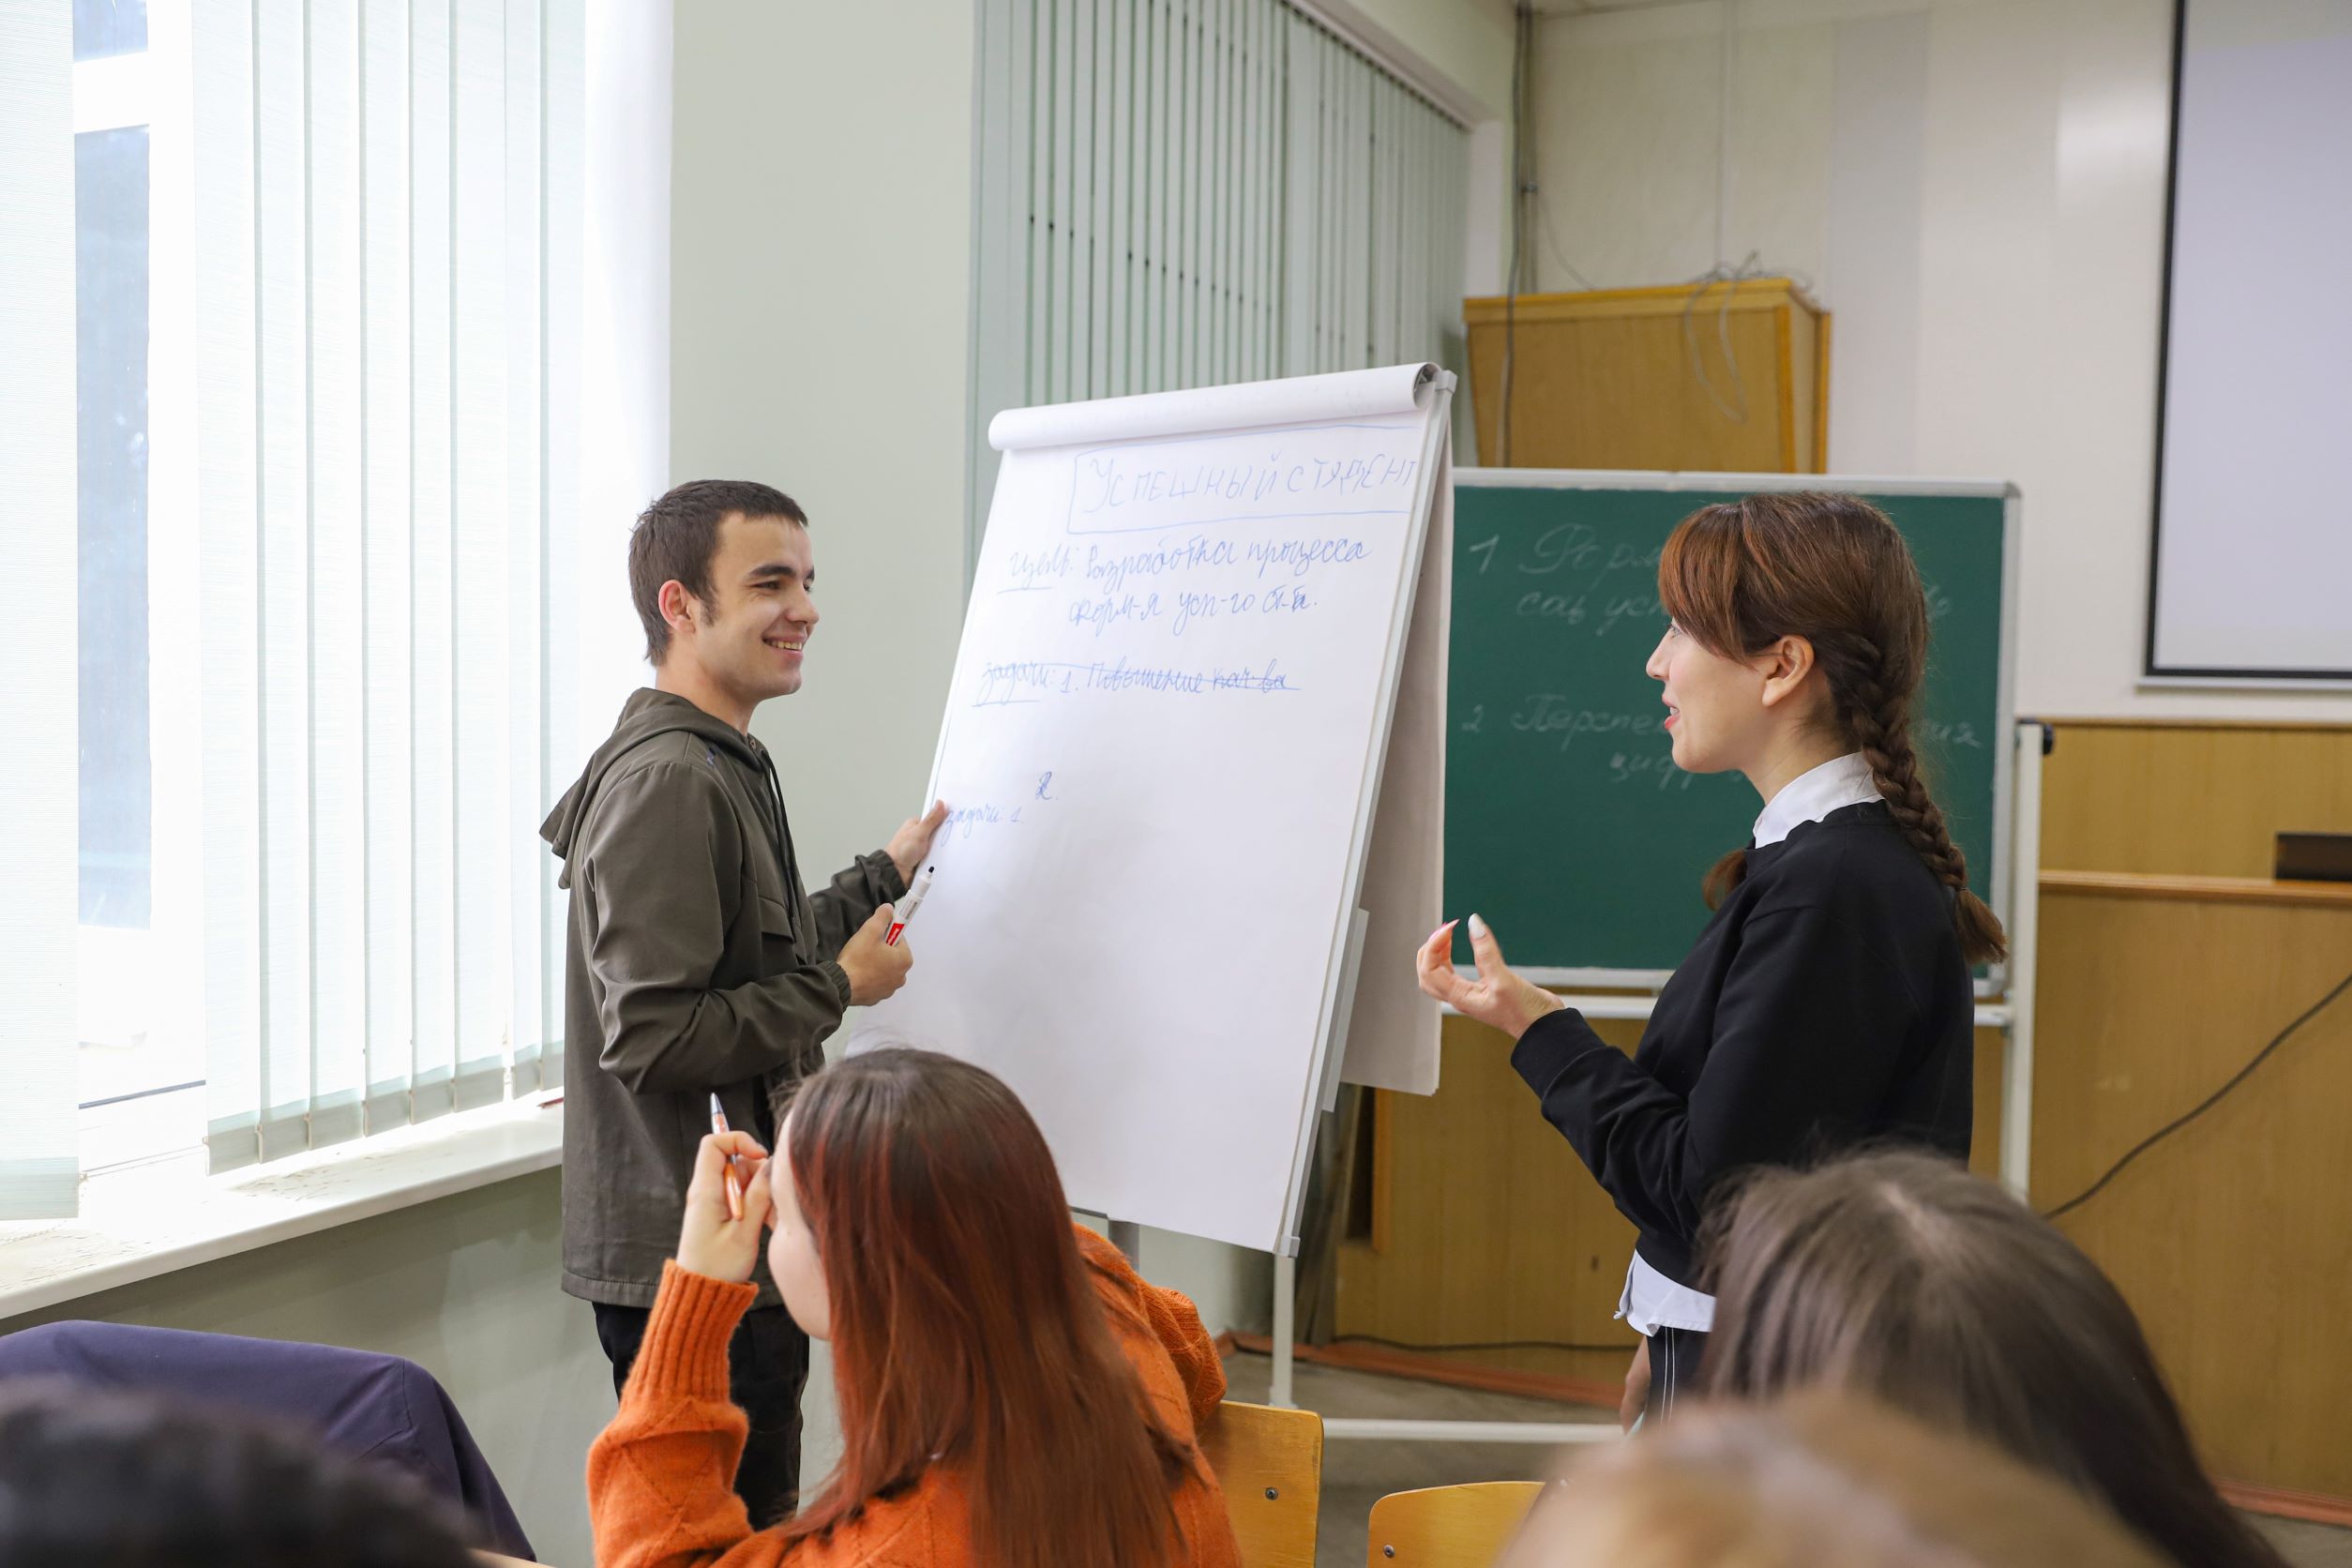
967;0;1470;562
0;0;585;1216
191;0;584;1173
0;3;82;1220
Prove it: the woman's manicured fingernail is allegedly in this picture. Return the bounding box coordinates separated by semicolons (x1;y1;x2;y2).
1468;912;1489;940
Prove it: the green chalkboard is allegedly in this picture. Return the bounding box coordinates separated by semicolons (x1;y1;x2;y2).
1445;475;2014;975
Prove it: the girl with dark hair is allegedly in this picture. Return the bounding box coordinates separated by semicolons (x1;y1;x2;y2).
1417;492;1997;1424
587;1048;1240;1568
1700;1151;2287;1568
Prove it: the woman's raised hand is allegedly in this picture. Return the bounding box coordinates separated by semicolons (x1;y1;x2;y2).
675;1130;774;1285
1414;913;1567;1041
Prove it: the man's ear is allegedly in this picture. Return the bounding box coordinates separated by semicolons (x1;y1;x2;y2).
1756;635;1817;710
658;579;699;641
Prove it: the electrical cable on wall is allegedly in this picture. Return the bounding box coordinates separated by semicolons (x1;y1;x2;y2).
1681;251;1763;424
1521;3;1810;439
1539;197;1597;293
2042;967;2352;1222
1500;2;1537;465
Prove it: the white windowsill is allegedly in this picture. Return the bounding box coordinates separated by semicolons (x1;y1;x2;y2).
0;1095;565;1321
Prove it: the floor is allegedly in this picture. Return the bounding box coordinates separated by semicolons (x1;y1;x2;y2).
1218;1348;2352;1568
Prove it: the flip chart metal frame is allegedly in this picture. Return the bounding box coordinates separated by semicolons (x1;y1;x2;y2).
1258;471;2043;1449
1271;373;1457;1256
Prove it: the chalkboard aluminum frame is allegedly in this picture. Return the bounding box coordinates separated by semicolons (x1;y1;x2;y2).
1450;468;2023;1002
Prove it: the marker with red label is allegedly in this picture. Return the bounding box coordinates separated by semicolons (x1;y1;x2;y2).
884;864;935;947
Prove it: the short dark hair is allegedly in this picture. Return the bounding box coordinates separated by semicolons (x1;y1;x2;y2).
628;478;807;664
0;1382;479;1568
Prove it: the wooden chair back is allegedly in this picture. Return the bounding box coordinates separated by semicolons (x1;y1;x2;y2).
1198;1398;1324;1568
1364;1481;1545;1566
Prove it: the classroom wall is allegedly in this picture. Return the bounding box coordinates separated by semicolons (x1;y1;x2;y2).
668;0;977;882
1319;0;1516;115
1526;0;2352;722
663;0;1518;1351
0;1172;609;1568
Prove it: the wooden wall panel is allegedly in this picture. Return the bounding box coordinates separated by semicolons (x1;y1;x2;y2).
2039;721;2352;877
1334;1015;2007;1384
2032;886;2352;1497
1335;1013;1638;1386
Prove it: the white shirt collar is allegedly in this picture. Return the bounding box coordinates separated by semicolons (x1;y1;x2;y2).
1752;752;1881;849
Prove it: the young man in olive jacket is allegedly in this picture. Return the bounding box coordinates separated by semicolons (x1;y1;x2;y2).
542;480;946;1524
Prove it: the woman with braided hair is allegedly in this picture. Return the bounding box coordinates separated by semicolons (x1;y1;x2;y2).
1416;491;1999;1428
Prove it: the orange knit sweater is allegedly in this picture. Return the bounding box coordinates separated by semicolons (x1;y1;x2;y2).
587;1225;1243;1568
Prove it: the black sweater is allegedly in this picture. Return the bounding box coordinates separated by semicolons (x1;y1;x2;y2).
1510;801;1974;1290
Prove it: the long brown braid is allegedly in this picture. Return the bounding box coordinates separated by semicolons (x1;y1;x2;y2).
1664;492;2007;965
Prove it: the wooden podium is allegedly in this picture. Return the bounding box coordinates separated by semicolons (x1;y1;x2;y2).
1464;279;1830;472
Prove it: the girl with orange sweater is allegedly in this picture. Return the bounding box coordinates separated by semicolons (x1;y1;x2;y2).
586;1048;1242;1568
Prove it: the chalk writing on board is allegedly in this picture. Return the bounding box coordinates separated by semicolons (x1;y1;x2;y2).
1506;694;1668;753
1472;530;1959;631
1607;751;1698;791
1920;719;1983;749
1463;526;1674;645
974;656;1298;707
1464;525;1664;581
1067;425;1421;535
1460;694;1694;785
1515;588;1663;638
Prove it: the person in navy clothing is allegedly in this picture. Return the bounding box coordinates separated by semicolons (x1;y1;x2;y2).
1416;492;2005;1425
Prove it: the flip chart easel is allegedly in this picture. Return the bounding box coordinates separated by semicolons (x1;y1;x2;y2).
848;365;1455;1268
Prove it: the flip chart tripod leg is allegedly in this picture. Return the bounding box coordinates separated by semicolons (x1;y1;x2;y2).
1272;1251;1297;1409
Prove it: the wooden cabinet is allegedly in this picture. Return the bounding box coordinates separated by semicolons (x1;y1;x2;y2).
1463;279;1830;472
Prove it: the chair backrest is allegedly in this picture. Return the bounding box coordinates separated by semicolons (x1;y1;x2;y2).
1365;1481;1545;1567
1197;1399;1323;1568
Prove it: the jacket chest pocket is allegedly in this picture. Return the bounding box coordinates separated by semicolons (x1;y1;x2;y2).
756;889;800;966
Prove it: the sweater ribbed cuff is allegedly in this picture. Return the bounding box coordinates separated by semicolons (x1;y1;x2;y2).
632;1260;757;1405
